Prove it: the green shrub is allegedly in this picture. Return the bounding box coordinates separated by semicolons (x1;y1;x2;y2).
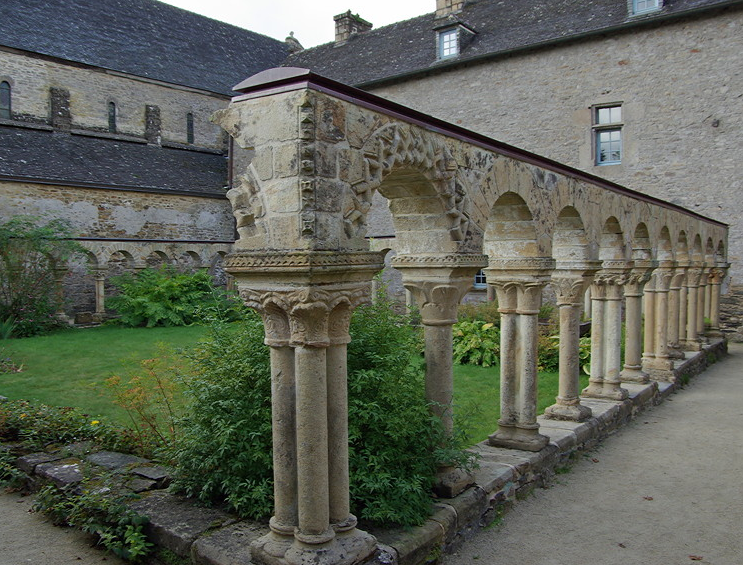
172;294;474;527
453;320;500;367
34;481;152;561
0;216;82;337
107;267;239;327
0;448;26;490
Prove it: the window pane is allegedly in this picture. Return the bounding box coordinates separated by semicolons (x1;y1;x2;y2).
597;128;622;164
440;30;457;57
635;0;659;13
597;105;621;125
0;82;10;119
108;102;116;133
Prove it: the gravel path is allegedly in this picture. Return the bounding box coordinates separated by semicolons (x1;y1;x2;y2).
0;491;126;564
446;343;743;565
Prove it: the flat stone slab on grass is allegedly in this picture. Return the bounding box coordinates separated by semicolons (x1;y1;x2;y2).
35;459;84;487
86;451;148;470
130;491;234;557
16;452;65;474
191;521;269;565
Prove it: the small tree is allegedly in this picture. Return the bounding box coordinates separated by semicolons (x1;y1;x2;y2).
0;216;81;337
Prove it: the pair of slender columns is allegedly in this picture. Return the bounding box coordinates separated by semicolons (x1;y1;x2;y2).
641;263;675;374
486;258;554;451
394;254;486;495
683;265;705;351
544;264;599;422
621;261;654;383
707;264;729;336
227;252;383;565
582;264;629;401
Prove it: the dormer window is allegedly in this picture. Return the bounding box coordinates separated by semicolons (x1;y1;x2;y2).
632;0;661;14
439;28;458;58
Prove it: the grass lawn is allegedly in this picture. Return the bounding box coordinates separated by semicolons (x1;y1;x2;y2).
1;325;584;445
0;325;208;423
453;364;590;444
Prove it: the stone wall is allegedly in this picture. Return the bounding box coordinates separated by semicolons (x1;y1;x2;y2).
0;181;233;241
0;49;229;149
369;6;743;328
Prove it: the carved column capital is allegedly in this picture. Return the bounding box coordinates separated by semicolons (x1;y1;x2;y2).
709;264;729;285
653;266;675;292
552;261;601;306
393;254;488;325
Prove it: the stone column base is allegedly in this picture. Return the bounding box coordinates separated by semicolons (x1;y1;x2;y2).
643;357;674;372
620;367;649;384
683;340;703;352
252;529;377;565
581;382;629;401
433;465;474;498
488;425;549;452
543;401;592;422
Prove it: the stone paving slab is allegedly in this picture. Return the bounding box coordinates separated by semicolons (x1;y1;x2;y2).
191;521;269;565
129;491;235;557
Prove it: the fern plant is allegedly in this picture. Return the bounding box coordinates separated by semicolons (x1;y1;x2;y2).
107;267;239;327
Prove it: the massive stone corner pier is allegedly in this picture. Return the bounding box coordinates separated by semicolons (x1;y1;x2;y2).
215;67;729;565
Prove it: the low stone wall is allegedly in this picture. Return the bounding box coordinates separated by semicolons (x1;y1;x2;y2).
2;338;726;565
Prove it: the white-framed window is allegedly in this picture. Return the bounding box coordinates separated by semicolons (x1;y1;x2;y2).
438;28;458;58
473;269;487;289
633;0;660;14
593;104;623;165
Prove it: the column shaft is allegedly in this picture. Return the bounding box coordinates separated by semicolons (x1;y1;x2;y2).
326;343;353;529
423;324;454;435
294;345;333;542
269;346;298;537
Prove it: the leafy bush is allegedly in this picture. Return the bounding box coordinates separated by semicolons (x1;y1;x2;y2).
0;216;82;337
172;293;474;527
169;313;274;519
453;320;500;367
34;482;152;561
0;448;26;490
107;267;239;328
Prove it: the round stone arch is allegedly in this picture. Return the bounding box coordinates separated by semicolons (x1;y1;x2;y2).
656;226;674;263
176;249;204;272
630;222;653;262
677;230;690;263
345;122;475;255
482;157;556;258
599;216;629;262
691;234;705;264
484;192;541;260
552;205;594;263
143;248;173;270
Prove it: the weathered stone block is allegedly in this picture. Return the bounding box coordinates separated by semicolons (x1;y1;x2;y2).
273;142;299;178
375;519;444;565
316;97;346;143
36;459;84;487
16;452;64;474
191;521;268;565
129;491;234;557
86;451;148;471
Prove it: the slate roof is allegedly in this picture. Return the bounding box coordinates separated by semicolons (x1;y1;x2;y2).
0;125;228;195
0;0;288;95
287;0;743;87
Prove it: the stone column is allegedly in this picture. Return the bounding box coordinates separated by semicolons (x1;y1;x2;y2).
696;266;709;341
544;264;598;421
486;258;554;452
642;264;675;379
707;264;728;337
621;261;654;383
677;264;689;348
92;268;107;322
227;251;383;565
52;266;73;324
582;264;629;401
394;254;487;496
666;267;686;359
642;274;657;366
684;265;703;351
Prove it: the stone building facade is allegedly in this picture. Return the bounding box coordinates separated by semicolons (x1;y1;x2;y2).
288;0;743;336
0;0;289;318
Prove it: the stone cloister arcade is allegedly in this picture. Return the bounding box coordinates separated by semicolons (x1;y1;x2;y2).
61;241;231;321
216;69;729;565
